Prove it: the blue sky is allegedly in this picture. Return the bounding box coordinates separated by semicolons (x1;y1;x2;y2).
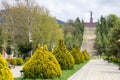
37;0;120;22
0;0;120;22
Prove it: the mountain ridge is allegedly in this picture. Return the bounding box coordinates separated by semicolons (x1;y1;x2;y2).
57;19;65;24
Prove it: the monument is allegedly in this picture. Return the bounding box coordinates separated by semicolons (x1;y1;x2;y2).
84;11;96;27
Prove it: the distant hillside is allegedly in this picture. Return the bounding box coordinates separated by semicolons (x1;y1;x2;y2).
57;19;65;24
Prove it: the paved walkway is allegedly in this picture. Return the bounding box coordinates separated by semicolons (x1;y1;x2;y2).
10;66;23;78
68;59;120;80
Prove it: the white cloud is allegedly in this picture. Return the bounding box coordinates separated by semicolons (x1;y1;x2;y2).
1;0;120;22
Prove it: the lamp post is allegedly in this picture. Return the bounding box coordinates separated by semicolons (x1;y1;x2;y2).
20;70;24;80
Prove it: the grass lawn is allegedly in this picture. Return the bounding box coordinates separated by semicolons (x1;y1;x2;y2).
14;61;88;80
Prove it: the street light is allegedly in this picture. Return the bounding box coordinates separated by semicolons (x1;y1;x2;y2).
20;70;24;80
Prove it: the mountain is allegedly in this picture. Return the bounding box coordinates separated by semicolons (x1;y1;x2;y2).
57;19;65;24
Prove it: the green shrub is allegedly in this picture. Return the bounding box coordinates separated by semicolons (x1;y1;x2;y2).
105;57;109;60
109;57;113;62
113;58;119;63
15;58;23;65
9;58;16;65
23;45;61;79
118;59;120;65
53;39;74;70
0;54;14;80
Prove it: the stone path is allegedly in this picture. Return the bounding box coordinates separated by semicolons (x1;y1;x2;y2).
81;27;97;56
68;59;120;80
10;66;23;78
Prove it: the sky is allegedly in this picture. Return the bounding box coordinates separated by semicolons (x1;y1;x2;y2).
0;0;120;22
37;0;120;22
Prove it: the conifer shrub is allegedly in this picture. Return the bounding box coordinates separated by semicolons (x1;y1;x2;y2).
15;58;23;65
71;46;81;64
24;58;31;63
9;58;16;65
53;39;74;70
23;45;61;79
71;46;85;63
0;54;14;80
82;50;90;60
79;51;85;63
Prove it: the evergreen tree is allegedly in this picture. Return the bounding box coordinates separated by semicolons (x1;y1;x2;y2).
64;32;73;50
109;19;120;58
96;14;119;57
96;16;107;55
23;44;61;79
53;39;74;70
63;17;84;50
71;45;85;64
82;49;90;60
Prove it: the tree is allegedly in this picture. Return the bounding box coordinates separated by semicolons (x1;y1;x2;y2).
18;42;33;59
1;0;63;54
96;14;119;57
71;45;85;64
106;14;118;29
63;17;84;50
64;32;73;50
53;39;74;70
6;45;11;55
0;25;3;52
109;19;120;58
82;49;90;60
73;17;84;48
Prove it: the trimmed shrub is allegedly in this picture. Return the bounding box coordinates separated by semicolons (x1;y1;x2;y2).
24;58;31;63
82;50;90;60
79;51;85;63
0;54;14;80
9;58;16;65
15;58;23;65
23;45;61;79
53;39;74;70
71;46;81;64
